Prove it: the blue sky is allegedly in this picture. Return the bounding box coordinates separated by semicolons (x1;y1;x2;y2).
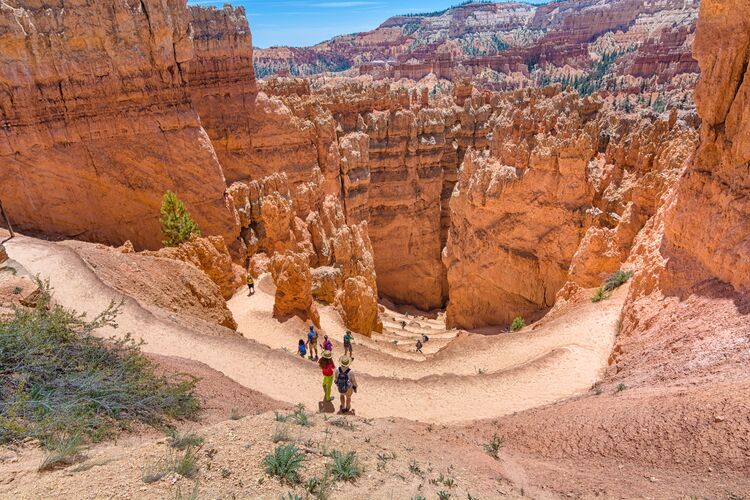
187;1;547;48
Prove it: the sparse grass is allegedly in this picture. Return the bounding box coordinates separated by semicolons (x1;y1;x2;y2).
229;407;243;420
0;282;199;449
604;270;633;292
38;433;84;471
172;446;200;478
281;494;303;500
615;383;627;393
437;491;452;500
263;444;305;484
141;446;201;483
328;417;355;430
274;411;289;422
304;471;332;499
409;460;425;478
592;384;604;395
476;368;486;375
272;423;291;443
593;269;633;302
291;404;312;427
376;451;396;472
172;480;200;500
327;450;362;482
220;467;232;478
12;286;22;295
482;434;504;459
167;429;203;450
509;317;525;332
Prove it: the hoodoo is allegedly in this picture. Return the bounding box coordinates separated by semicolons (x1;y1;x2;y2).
1;0;748;498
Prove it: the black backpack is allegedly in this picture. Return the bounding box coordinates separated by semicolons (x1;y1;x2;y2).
336;367;351;393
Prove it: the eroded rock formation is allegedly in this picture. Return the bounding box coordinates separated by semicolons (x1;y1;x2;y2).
0;0;237;250
444;88;696;328
255;0;700;95
145;235;245;300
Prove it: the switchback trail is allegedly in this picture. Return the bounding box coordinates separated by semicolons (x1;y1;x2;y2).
7;235;625;423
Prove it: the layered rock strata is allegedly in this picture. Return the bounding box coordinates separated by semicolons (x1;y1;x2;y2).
444;89;697;328
0;0;237;250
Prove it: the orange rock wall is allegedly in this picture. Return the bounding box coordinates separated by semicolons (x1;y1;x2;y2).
0;0;237;250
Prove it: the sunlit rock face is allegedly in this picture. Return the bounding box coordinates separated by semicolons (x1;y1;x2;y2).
0;0;237;250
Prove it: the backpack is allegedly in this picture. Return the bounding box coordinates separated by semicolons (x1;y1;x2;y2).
336;367;351;394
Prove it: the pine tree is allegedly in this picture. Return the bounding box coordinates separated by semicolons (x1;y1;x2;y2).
159;191;200;247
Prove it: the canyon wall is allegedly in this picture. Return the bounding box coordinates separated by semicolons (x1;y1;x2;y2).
608;0;750;390
663;0;750;290
0;0;237;250
444;88;696;328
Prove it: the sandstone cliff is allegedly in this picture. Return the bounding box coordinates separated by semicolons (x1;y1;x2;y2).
606;0;750;388
0;0;237;250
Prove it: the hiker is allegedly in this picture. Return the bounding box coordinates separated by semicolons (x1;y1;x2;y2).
321;334;333;353
343;330;354;359
415;339;423;353
247;274;255;295
297;339;307;358
335;355;357;414
307;325;319;361
319;350;335;402
422;334;429;343
400;320;407;330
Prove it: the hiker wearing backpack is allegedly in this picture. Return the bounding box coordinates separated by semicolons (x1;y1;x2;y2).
320;335;333;353
343;330;354;359
319;350;335;402
307;325;319;361
247;274;255;295
415;339;423;353
298;339;307;358
335;356;357;414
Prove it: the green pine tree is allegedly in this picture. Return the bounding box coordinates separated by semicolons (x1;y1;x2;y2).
159;191;200;247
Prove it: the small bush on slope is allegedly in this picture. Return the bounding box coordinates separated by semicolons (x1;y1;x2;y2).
509;317;525;332
592;269;634;303
0;281;199;451
327;450;362;481
263;444;306;484
160;190;201;247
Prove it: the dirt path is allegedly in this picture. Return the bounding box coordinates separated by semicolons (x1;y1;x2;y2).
7;235;624;423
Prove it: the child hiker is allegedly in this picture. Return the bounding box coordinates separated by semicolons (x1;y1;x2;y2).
297;339;307;358
307;325;319;361
343;330;354;359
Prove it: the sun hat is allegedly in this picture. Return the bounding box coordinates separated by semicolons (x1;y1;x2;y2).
322;350;332;359
339;355;351;366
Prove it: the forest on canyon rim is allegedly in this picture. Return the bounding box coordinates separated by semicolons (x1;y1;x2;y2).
0;0;749;498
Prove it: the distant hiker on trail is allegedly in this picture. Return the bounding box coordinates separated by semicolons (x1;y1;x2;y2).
343;330;354;359
415;339;423;353
422;334;429;343
247;274;255;295
319;350;335;402
335;355;357;414
321;335;333;353
400;320;407;330
298;339;307;358
307;325;319;361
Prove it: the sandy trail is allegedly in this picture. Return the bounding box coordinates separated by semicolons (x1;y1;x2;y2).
7;235;624;423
